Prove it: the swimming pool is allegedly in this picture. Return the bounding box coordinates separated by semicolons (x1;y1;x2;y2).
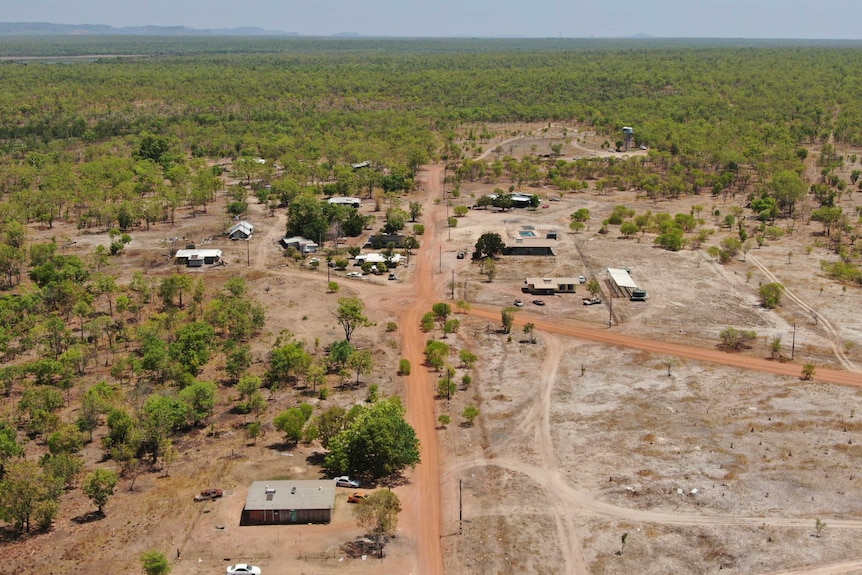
518;230;537;237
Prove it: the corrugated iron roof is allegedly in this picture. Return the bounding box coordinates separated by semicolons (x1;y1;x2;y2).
244;480;336;511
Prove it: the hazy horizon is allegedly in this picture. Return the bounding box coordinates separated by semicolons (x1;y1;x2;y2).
4;1;862;39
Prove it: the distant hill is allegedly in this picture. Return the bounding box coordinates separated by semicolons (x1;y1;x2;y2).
0;22;295;36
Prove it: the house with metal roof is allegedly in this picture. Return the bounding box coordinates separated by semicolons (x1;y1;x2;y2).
279;236;319;253
524;277;578;295
241;480;336;525
174;249;223;267
227;220;254;240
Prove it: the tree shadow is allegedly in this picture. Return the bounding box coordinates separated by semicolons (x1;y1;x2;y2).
72;511;105;524
340;538;379;559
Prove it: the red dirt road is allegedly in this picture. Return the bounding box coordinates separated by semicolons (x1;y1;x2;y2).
397;165;447;575
467;305;862;387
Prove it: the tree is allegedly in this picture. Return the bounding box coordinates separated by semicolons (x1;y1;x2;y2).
523;322;536;344
501;308;515;334
82;468;119;514
353;489;402;558
408;201;423;222
0;420;23;472
483;258;497;282
586;279;602;299
443;318;460;338
719;327;758;351
459;349;478;368
178;380;216;427
801;363;816;381
475;232;506;259
325;397;420;478
769;336;783;359
269;340;311;386
462;406;480;426
313;406;347;449
336;297;372;342
274;404;313;445
0;460;61;533
424;340;449;371
347;350;374;385
431;302;451;330
759;282;785;309
328;339;355;370
140;550;171;575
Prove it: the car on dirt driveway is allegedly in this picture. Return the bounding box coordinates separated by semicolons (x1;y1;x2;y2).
335;476;361;488
347;492;368;503
532;300;546;306
226;564;261;575
513;299;524;307
582;297;602;306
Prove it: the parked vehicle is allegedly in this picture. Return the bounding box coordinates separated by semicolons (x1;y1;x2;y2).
194;488;223;501
388;273;397;280
226;564;261;575
456;250;466;259
630;289;648;301
347;492;368;504
513;299;524;307
346;272;363;278
532;300;546;306
582;297;602;306
578;276;586;284
335;476;361;488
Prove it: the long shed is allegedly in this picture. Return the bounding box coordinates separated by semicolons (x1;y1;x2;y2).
241;480;335;525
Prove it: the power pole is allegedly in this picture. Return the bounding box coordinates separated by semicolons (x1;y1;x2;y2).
451;269;455;299
246;238;250;267
791;322;796;360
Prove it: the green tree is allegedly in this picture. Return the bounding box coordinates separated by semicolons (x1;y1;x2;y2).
586;279;602;298
802;363;816;381
459;349;478;368
82;468;119;514
759;282;785;309
483;258;497;282
178;380;217;427
462;406;480;426
313;406;347;449
328;339;355;370
431;302;452;329
474;232;505;259
424;340;449;371
274;404;314;445
0;460;61;533
140;550;171;575
347;350;374;385
269;340;312;386
336;297;372;342
408;201;423;222
325;397;420;478
501;308;515;334
353;489;402;558
719;327;758;351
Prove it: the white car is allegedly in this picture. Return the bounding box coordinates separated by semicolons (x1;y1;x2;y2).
226;564;261;575
335;476;361;488
346;272;363;278
578;276;586;284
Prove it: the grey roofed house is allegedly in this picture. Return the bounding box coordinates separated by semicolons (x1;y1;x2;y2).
279;236;319;253
241;480;336;525
607;267;640;297
227;220;254;240
174;248;223;267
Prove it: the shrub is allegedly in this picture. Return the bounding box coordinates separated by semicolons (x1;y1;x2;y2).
398;359;411;376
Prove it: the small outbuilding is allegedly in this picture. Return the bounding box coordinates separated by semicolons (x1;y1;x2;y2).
524;277;578;295
241;480;336;525
607;267;639;297
355;253;403;267
174;249;223;267
227;221;254;240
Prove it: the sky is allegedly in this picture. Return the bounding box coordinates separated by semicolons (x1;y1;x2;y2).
5;0;862;39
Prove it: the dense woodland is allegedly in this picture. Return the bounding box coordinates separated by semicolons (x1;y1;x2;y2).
1;37;862;535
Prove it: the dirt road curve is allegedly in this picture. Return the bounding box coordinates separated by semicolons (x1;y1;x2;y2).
466;306;862;388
